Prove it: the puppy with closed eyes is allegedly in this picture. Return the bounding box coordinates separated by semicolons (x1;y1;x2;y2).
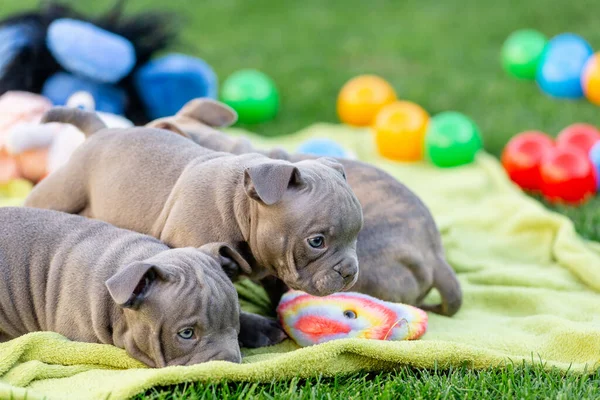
25;107;364;347
147;98;462;317
0;207;246;367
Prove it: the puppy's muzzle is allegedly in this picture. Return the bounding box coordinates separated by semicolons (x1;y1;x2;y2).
210;348;242;363
190;347;242;365
333;262;358;282
334;261;359;285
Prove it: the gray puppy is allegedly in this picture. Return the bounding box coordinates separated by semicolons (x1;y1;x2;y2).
0;207;246;367
148;98;462;317
25;107;364;346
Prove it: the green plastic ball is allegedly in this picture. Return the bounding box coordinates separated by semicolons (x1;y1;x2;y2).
501;29;548;80
425;112;483;168
220;69;279;124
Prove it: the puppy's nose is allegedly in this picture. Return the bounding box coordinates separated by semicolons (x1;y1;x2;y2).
334;262;358;280
212;349;242;364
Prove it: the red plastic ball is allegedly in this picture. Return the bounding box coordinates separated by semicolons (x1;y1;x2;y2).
556;123;600;155
501;131;555;191
540;145;596;204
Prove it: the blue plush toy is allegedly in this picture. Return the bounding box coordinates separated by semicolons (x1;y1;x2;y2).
0;23;38;79
134;53;218;120
0;1;231;125
0;1;178;124
46;19;136;84
42;72;127;115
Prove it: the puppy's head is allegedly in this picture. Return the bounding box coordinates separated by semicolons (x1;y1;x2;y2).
147;98;238;143
148;98;289;158
244;157;363;296
105;243;249;367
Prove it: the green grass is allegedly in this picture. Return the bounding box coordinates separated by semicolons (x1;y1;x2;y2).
4;0;600;397
137;364;600;399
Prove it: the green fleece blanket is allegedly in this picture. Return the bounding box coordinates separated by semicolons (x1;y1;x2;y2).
1;123;600;400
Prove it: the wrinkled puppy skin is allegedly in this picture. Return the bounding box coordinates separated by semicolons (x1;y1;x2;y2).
149;98;462;317
0;207;244;367
26;107;364;347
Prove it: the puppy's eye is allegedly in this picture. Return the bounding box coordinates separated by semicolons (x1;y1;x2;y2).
177;328;195;340
343;310;357;319
307;235;325;249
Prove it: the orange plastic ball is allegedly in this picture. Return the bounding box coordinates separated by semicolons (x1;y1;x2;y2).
373;101;430;161
582;52;600;105
337;75;396;126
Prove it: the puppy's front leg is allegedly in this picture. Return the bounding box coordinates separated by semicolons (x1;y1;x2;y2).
260;276;289;314
238;311;287;348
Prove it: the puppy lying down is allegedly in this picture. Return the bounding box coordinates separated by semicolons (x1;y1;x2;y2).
25;107;364;347
148;98;463;317
0;207;246;367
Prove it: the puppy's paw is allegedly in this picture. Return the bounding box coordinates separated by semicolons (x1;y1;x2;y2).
239;312;288;348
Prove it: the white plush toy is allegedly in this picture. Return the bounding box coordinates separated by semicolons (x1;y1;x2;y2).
5;91;133;180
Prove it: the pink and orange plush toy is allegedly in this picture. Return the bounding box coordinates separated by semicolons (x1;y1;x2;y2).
277;290;428;347
0;90;133;206
0;91;53;183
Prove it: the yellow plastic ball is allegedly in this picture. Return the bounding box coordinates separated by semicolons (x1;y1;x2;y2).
337;75;396;126
373;101;430;161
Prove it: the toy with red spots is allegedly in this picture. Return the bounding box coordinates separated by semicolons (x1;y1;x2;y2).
277;290;428;347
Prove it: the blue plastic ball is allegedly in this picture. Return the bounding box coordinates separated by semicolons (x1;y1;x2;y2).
536;33;593;98
589;141;600;190
297;138;350;158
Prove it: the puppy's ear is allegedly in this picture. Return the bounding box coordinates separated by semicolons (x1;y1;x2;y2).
316;157;347;181
146;120;190;138
105;263;169;308
177;98;238;128
244;162;303;205
200;242;252;278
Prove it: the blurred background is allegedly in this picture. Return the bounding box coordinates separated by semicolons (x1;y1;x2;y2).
2;0;600;238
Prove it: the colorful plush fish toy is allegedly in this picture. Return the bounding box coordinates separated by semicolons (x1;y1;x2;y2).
277;290;428;347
